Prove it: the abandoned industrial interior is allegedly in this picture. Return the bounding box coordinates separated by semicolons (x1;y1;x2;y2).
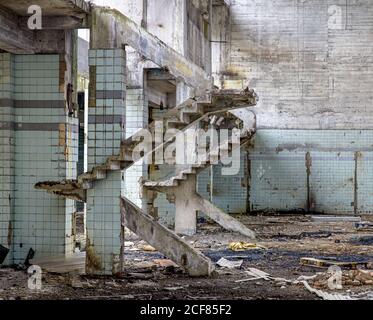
1;0;373;303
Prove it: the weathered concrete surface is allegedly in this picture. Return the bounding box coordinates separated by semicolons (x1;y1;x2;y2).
90;6;212;95
121;197;214;277
0;0;90;16
215;0;373;129
174;176;198;236
0;2;88;53
195;194;256;239
0;6;37;53
145;175;256;239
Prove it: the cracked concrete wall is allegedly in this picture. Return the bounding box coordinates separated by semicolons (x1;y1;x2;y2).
215;0;373;129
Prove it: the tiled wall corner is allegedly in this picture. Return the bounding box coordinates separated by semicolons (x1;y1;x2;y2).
0;53;15;264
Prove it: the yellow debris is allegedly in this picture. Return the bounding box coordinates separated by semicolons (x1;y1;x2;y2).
141;244;156;252
229;242;266;252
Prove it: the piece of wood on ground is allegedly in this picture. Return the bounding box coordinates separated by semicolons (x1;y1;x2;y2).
300;257;370;269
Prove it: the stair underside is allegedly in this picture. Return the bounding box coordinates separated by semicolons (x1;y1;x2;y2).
121;197;214;277
35;89;258;201
143;132;254;190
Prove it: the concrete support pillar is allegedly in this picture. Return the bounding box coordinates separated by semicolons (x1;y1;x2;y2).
174;176;198;236
0;53;14;264
86;48;126;275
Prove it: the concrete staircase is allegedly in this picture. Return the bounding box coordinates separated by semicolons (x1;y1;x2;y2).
33;83;257;277
35;89;257;202
142;123;257;239
143;127;255;190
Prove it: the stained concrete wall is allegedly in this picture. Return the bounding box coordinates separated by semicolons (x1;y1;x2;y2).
209;0;373;214
217;0;373;129
249;130;373;215
147;0;211;71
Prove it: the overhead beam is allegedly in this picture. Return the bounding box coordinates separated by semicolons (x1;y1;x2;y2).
63;0;91;14
19;15;88;29
0;5;87;53
90;6;213;96
0;6;37;53
147;68;176;82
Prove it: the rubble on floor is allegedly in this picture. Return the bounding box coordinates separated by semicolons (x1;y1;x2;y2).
1;214;373;300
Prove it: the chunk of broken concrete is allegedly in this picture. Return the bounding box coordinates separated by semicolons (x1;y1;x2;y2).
0;245;9;264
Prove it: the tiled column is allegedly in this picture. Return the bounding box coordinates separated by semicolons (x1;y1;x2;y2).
86;49;126;275
122;87;148;208
0;53;15;264
11;54;78;263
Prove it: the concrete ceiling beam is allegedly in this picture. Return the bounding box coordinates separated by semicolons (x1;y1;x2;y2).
0;6;38;53
90;6;213;96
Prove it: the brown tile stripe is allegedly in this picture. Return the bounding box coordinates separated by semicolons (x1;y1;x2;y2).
88;115;124;124
0;122;78;132
96;90;125;99
0;99;13;107
0;99;65;108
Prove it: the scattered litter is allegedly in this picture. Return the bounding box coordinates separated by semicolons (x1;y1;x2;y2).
132;261;157;270
311;215;361;223
164;286;185;291
124;241;135;247
153;259;178;268
296;274;318;282
300;257;370;269
127;272;154;280
301;281;354;300
274;231;335;240
216;258;243;269
349;235;373;246
141;245;156;252
351;291;373;300
235;268;271;283
228;242;266;252
355;222;373;231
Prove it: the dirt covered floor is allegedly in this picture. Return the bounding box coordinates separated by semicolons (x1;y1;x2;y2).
1;214;373;300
